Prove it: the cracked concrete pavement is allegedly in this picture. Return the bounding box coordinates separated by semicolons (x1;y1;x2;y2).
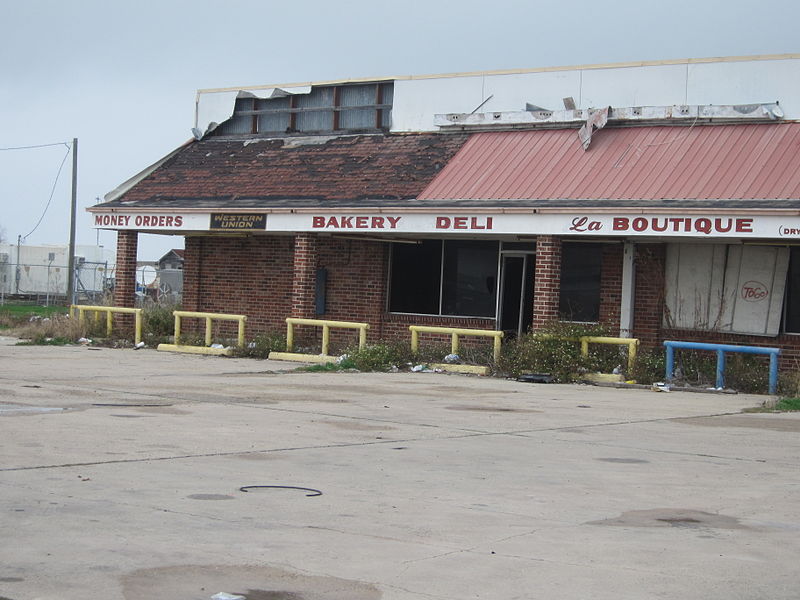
1;337;799;599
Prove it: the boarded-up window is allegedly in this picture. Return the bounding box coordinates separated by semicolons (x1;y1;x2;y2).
664;244;788;336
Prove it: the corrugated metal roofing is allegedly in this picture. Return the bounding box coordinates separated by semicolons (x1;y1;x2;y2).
418;123;800;201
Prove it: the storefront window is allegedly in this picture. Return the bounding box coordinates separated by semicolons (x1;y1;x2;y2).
785;247;800;333
388;240;441;314
389;240;498;317
442;241;498;317
559;242;601;322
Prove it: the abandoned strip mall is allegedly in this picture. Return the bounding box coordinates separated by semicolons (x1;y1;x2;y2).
89;54;800;362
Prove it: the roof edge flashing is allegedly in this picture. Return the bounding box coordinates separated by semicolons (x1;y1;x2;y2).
435;103;786;131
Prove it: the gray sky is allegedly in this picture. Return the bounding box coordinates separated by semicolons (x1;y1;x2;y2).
1;0;798;260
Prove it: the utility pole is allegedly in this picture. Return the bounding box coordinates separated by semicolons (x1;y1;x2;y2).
66;138;77;306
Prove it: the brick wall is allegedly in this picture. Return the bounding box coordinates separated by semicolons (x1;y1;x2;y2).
291;234;318;319
184;235;294;334
177;234;800;366
631;243;666;347
532;235;562;329
114;230;138;308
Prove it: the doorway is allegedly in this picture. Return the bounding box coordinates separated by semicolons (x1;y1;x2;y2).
499;254;535;337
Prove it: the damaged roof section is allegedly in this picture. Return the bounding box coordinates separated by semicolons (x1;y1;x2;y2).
97;133;469;210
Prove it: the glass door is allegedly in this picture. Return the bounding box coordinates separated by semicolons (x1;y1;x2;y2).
499;254;534;337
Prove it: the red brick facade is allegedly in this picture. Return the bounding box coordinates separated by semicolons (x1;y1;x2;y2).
291;234;318;319
531;235;561;329
183;235;294;333
114;230;138;308
171;233;800;365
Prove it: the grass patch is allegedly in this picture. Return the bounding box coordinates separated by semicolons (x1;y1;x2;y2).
776;397;800;411
294;361;347;373
0;304;69;329
747;397;800;412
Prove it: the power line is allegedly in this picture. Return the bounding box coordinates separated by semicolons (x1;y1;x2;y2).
0;141;72;151
22;142;72;241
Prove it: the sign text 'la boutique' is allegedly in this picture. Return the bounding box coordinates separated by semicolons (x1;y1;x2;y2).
92;211;800;239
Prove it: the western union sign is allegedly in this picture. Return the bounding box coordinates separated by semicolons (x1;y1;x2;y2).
210;213;266;230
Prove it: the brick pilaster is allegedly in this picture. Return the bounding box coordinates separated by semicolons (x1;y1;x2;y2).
182;237;200;312
114;230;138;308
291;233;318;318
532;235;562;330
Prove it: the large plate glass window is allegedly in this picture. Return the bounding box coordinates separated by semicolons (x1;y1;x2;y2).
559;242;602;322
784;247;800;333
389;240;498;317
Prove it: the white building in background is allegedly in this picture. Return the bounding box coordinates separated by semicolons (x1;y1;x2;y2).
0;243;115;301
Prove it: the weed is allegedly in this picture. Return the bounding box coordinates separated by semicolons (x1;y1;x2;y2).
344;341;412;372
664;349;772;393
631;348;666;384
778;364;800;398
234;331;287;359
11;314;88;344
496;322;613;381
142;302;179;339
295;362;345;373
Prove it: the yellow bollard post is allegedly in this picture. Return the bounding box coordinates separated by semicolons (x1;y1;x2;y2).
451;332;459;355
174;313;182;346
237;316;246;348
106;311;113;337
628;339;638;374
134;310;142;346
358;325;367;350
493;334;502;364
286;319;294;352
205;317;213;347
321;324;330;356
411;329;419;354
580;338;589;359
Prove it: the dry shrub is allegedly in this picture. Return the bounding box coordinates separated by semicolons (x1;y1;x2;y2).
12;314;88;344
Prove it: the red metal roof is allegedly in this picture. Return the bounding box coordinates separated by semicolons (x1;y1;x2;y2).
418;123;800;201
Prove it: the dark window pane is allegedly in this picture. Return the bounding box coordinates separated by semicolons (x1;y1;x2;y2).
296;87;334;132
380;83;393;129
786;247;800;332
257;96;290;133
218;98;254;134
389;240;442;314
442;240;498;317
339;107;375;130
559;242;601;322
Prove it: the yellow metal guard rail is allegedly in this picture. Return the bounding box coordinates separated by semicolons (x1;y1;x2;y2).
158;310;247;356
580;336;639;374
537;334;639;374
70;305;142;346
409;325;504;365
286;317;369;355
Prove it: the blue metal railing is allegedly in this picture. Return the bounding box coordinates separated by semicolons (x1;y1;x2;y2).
663;340;781;395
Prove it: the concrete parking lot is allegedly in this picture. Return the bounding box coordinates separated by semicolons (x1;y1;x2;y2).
1;336;799;600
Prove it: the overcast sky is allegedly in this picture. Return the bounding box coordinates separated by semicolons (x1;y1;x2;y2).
1;0;798;260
